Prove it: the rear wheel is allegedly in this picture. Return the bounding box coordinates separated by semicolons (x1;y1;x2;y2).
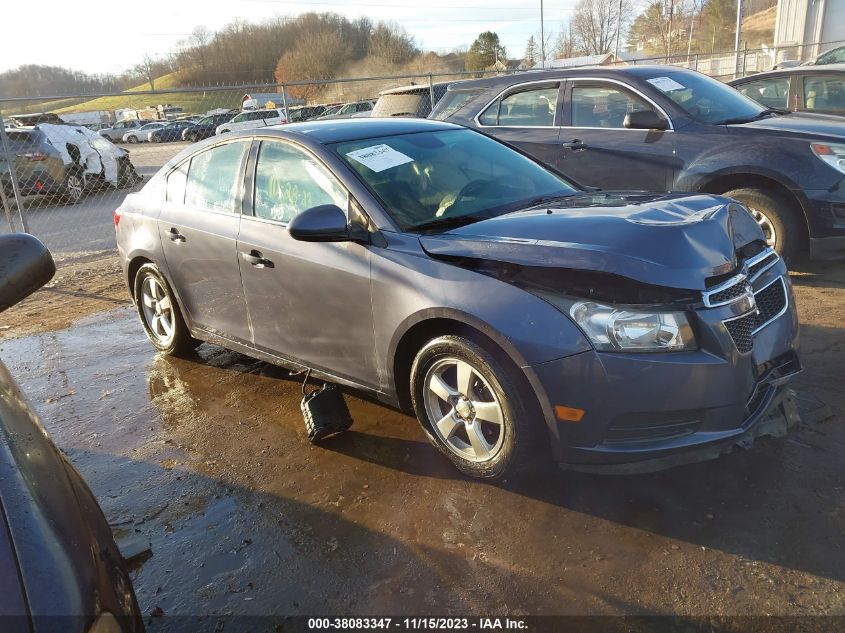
410;335;543;480
134;263;199;356
126;135;138;144
63;169;85;205
724;187;803;263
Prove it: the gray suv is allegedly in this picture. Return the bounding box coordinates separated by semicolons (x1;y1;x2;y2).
115;119;800;479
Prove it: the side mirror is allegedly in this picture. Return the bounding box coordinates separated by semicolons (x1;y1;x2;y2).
623;110;668;131
0;234;56;313
288;205;354;243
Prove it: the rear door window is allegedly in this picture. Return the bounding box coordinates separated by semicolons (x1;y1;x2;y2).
736;77;790;110
184;141;249;213
803;75;845;113
479;85;559;126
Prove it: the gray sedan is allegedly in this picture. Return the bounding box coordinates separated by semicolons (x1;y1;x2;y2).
115;119;800;479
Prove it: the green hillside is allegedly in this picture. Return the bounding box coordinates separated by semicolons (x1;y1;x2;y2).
9;73;241;116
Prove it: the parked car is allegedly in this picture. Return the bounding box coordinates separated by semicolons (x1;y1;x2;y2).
1;124;142;204
432;65;845;262
804;45;845;67
215;109;287;135
115;119;799;480
123;122;167;143
0;234;145;633
149;120;194;143
729;65;845;117
100;119;147;142
182;113;237;142
316;100;375;120
371;83;451;118
288;105;328;122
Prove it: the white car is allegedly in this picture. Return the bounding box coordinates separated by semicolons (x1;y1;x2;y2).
215;109;287;135
122;122;166;144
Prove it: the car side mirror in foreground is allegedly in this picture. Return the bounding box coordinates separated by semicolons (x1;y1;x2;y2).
624;110;668;131
0;234;56;313
288;204;360;243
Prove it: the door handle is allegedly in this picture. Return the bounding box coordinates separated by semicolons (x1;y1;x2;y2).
168;228;186;243
563;139;587;151
240;250;274;268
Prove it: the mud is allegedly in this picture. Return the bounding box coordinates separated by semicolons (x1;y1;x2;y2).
0;263;843;625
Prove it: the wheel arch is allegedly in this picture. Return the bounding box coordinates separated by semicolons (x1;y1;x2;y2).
389;312;541;417
126;256;194;333
695;171;811;245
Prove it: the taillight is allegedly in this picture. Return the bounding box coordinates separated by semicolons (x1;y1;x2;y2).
113;209;121;228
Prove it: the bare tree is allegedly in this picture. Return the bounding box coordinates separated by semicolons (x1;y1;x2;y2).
135;54;158;90
571;0;632;55
552;21;579;58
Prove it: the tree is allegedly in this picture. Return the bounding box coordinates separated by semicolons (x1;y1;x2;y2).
552;22;580;59
571;0;632;55
465;31;506;71
628;0;690;57
695;0;738;53
135;54;158;90
275;29;350;101
369;22;418;64
524;36;538;66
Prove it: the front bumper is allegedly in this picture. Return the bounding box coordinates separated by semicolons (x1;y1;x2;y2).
528;257;801;469
803;187;845;260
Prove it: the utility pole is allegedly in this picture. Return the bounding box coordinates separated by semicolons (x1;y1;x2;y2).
733;0;743;78
615;0;623;62
687;0;697;62
540;0;546;68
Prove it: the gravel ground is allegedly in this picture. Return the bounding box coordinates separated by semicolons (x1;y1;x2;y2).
0;259;843;630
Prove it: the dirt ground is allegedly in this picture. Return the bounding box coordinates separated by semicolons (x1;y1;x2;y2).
0;256;843;629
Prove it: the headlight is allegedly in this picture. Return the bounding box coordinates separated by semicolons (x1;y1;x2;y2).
811;142;845;175
536;293;696;352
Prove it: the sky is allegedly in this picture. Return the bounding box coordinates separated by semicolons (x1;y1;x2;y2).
0;0;584;76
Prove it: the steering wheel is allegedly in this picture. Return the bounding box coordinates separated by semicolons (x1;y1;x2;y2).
437;179;494;217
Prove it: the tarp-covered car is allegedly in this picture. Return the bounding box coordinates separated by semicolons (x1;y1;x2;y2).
1;124;142;205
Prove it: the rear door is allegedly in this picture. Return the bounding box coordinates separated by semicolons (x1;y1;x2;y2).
474;81;565;172
559;79;678;191
236;138;377;386
156;139;252;343
799;73;845;116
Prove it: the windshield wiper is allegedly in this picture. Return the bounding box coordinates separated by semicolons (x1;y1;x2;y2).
715;109;782;125
407;214;491;232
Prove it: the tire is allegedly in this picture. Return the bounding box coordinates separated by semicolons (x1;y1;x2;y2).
133;263;199;356
63;169;85;205
724;187;803;263
126;135;138;144
410;335;543;480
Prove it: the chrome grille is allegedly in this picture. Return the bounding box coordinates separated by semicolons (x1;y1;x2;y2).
752;277;788;334
724;312;757;354
747;248;779;280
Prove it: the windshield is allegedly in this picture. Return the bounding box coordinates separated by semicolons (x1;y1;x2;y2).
334;129;577;231
644;71;768;124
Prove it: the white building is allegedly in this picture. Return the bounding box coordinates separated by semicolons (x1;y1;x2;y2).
774;0;845;61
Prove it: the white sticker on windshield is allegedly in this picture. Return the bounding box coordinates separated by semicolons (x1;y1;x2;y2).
647;76;686;92
345;144;413;172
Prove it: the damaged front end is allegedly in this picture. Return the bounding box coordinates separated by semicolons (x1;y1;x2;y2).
419;193;802;469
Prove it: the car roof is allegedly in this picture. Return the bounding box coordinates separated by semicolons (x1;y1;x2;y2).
729;63;845;83
441;65;703;90
258;118;458;144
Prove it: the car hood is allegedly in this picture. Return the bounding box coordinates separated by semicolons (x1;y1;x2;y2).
734;113;845;139
418;192;763;291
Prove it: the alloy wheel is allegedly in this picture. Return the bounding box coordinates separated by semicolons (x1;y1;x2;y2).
140;275;175;345
66;174;84;202
749;207;777;248
423;357;505;463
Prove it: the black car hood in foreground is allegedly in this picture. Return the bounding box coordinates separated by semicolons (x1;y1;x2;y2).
419;192;764;291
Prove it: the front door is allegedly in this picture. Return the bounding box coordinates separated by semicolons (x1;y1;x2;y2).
559;80;678;191
237;139;377;387
156;139;252;343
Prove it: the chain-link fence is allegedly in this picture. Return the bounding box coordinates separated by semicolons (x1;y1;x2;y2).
1;39;843;264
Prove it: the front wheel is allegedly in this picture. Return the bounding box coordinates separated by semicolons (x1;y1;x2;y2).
410;335;542;480
724;188;803;263
126;135;138;144
134;263;199;356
